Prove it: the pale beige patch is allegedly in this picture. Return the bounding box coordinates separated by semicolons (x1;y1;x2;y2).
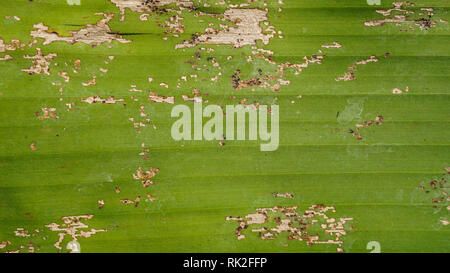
146;193;157;202
109;0;193;21
37;108;59;120
14;228;30;238
226;205;353;252
182;90;202;103
149;92;175;104
321;42;342;48
0;241;11;249
0;54;12;61
0;38;27;53
46;215;106;251
58;71;70;82
273;192;294;199
30;13;131;46
81;95;124;104
82;75;97;86
22;48;57;75
120;199;134;204
176;9;274;49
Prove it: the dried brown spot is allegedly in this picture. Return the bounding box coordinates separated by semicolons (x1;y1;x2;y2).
30;142;38;151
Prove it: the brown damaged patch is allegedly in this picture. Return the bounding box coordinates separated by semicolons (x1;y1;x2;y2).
30;142;38;151
81;95;124;104
98;200;105;209
129;117;150;133
58;71;70;82
232;69;261;90
226;205;353;252
418;170;449;226
82;75;97;86
133;167;160;188
176;9;274;49
0;241;11;250
236;98;262;110
364;2;441;31
45;215;106;251
21;48;57;75
273;192;294;199
231;69;289;92
321;42;342;49
30;13;131;46
36;108;59;120
252;47;326;77
149;92;175;104
392;86;409;94
109;0;193;21
0;54;12;61
419;171;450;206
0;38;35;53
181;88;203;103
14;228;30;238
233;50;327;92
182;94;202;103
146;193;157;202
1;214;109;253
348;115;384;140
159;14;186;37
335;55;379;82
3;227;41;253
120;196;142;207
